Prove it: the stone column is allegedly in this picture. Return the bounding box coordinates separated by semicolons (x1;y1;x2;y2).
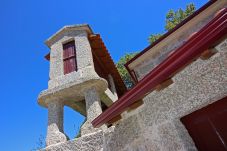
46;101;67;146
81;87;107;135
108;74;118;99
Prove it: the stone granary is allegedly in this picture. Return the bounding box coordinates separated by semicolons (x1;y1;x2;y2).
38;0;227;150
38;25;127;145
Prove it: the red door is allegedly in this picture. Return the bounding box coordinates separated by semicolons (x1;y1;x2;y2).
181;96;227;151
63;41;77;74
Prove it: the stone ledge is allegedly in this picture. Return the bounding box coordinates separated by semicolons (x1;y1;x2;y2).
40;66;115;115
40;130;104;151
45;24;93;48
38;76;107;109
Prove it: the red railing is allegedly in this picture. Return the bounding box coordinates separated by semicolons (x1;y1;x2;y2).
92;8;227;127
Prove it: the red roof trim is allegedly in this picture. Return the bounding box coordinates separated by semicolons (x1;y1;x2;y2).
92;8;227;127
125;0;217;75
125;64;138;84
89;34;127;96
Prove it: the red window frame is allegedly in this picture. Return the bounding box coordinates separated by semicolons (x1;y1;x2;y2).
63;41;77;74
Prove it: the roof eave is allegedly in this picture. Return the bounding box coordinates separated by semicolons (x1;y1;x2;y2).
92;8;227;127
45;24;94;48
124;0;217;74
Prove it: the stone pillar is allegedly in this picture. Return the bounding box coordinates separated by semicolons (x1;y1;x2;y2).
108;74;118;99
81;87;107;135
46;101;67;146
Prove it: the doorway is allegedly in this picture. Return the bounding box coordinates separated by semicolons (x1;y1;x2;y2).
181;96;227;151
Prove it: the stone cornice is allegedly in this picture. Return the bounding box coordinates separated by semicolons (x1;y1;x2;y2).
45;24;93;48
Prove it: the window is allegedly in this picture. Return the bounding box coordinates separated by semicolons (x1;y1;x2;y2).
63;41;77;74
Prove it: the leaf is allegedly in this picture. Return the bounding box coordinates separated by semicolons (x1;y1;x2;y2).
116;52;138;89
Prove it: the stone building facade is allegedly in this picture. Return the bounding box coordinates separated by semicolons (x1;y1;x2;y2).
38;0;227;150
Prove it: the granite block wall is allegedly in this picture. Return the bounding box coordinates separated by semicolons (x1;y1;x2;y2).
133;1;227;80
41;39;227;151
102;39;227;151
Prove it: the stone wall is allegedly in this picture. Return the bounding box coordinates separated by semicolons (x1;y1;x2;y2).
39;2;227;150
48;30;94;89
41;131;104;151
132;0;227;80
39;26;114;148
103;39;227;151
133;15;211;80
40;39;227;151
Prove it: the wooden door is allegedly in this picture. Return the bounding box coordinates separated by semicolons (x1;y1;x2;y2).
181;96;227;151
63;41;77;74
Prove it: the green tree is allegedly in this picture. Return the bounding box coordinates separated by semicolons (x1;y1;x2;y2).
148;34;163;44
116;52;138;89
116;4;196;89
148;3;196;44
165;3;195;31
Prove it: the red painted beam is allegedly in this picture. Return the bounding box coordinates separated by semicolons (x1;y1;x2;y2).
124;0;217;72
92;8;227;128
125;64;138;84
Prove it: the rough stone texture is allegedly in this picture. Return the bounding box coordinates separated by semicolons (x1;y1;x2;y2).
75;32;94;70
38;25;116;116
133;0;226;80
134;13;211;80
46;101;67;146
38;69;107;108
40;39;226;151
102;38;227;151
38;6;227;149
108;74;118;100
40;131;104;151
38;25;116;148
48;30;93;88
45;24;93;48
81;87;107;135
103;115;142;151
156;120;196;151
101;88;118;105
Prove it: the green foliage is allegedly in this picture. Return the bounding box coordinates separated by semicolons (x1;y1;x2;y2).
165;3;195;31
116;52;138;89
148;3;196;44
148;34;163;44
117;3;196;88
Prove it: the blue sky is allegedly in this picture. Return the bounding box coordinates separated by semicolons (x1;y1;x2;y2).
0;0;208;150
